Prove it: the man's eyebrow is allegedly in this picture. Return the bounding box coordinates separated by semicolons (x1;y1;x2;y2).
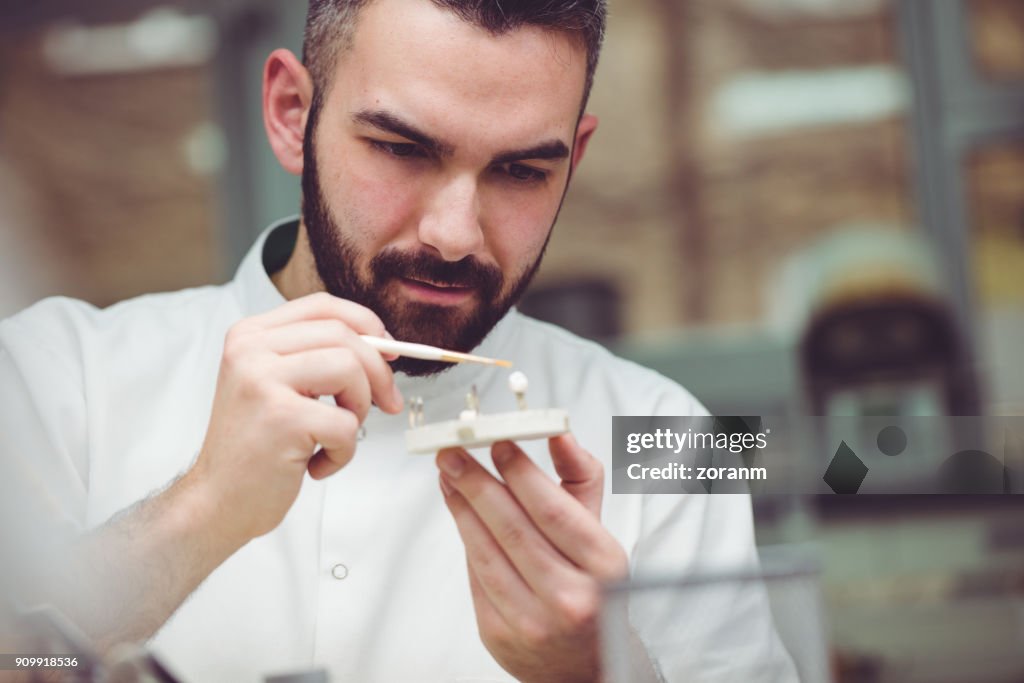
491;141;570;165
352;109;455;158
352;108;570;165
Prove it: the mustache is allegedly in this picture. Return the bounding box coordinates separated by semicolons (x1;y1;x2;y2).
369;249;503;293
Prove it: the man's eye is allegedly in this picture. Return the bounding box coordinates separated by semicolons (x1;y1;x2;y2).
502;163;547;183
371;140;423;158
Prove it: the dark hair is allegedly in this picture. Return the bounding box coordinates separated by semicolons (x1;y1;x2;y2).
303;0;606;109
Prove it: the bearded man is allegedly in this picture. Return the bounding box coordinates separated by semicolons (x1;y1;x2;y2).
0;1;795;680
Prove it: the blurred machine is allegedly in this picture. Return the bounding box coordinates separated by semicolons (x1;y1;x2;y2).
793;228;979;417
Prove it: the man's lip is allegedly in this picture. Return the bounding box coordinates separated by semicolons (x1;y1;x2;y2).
404;277;472;291
398;277;476;304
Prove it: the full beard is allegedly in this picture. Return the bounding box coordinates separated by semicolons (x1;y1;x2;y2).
300;102;548;376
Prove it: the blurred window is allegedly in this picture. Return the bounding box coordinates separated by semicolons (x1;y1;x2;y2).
967;143;1024;311
0;10;222;308
968;0;1024;82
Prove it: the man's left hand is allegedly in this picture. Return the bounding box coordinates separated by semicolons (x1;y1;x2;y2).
437;435;628;683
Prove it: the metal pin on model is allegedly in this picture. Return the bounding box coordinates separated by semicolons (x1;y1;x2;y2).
408;397;425;428
459;385;480;421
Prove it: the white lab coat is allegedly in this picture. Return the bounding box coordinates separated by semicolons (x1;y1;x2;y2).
0;219;796;682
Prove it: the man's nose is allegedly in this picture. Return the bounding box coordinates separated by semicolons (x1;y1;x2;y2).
417;175;485;262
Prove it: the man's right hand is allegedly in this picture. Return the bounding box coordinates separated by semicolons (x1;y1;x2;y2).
9;292;405;651
186;292;404;545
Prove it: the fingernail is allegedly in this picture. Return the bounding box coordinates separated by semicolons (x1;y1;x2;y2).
437;449;465;478
439;473;453;497
492;441;514;467
391;385;403;411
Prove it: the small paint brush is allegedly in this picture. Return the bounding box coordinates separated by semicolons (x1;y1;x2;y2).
360;335;513;368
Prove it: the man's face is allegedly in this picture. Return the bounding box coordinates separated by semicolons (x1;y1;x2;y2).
301;0;591;375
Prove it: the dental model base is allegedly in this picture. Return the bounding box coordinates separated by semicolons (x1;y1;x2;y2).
405;371;569;454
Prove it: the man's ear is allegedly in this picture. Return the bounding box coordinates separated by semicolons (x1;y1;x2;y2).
569;113;599;175
263;49;314;177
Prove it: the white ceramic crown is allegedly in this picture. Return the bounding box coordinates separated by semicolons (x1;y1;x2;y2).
508;371;528;394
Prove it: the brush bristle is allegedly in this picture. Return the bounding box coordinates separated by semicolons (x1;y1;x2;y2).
441;352;513;367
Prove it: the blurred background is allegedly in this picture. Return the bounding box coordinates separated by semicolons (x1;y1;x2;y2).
1;0;1023;681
